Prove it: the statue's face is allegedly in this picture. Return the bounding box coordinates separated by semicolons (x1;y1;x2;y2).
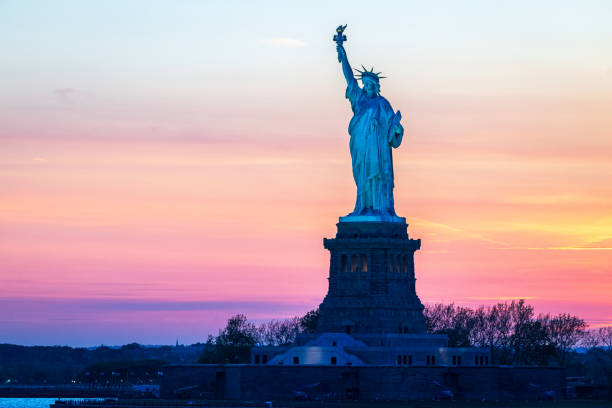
362;78;379;97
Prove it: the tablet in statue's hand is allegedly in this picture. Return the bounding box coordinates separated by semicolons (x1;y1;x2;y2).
388;111;403;147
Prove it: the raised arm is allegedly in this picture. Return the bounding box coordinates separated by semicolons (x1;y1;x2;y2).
337;45;357;86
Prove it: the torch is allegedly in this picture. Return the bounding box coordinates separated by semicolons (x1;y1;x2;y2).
333;25;347;62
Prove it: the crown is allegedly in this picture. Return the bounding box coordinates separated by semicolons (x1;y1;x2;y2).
354;65;386;83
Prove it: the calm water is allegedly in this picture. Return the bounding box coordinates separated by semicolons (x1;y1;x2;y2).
0;399;83;408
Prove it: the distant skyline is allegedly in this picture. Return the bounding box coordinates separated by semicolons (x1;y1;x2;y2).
1;0;611;346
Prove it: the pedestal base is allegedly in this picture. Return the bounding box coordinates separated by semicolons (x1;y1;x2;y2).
317;219;426;335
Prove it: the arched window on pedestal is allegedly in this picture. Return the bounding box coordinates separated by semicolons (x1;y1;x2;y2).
350;254;358;273
360;254;367;273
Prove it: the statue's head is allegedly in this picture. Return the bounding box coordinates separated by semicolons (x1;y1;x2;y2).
355;66;385;97
361;76;380;97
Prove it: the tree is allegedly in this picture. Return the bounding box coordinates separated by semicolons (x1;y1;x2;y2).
581;330;602;350
423;304;477;347
425;300;582;366
512;319;551;365
597;327;612;352
509;300;538;364
299;308;320;334
542;313;587;365
197;335;218;364
259;317;301;346
199;314;260;364
583;327;612;353
423;303;456;334
450;306;478;347
469;306;492;349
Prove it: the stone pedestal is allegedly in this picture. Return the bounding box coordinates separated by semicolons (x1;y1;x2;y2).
316;219;426;335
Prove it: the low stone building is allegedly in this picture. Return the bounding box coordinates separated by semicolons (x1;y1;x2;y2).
251;333;490;368
160;364;565;401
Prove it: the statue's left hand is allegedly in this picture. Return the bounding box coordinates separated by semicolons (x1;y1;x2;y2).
389;123;404;148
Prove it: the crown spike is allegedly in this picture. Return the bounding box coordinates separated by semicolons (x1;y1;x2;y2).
353;65;386;82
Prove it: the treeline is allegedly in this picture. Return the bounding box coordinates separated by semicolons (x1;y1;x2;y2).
424;300;588;365
198;310;319;364
0;343;205;385
425;301;611;367
200;301;612;368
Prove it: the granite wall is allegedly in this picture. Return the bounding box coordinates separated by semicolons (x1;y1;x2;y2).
160;364;566;401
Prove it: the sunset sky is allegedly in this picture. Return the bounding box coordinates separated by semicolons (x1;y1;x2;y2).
1;1;611;346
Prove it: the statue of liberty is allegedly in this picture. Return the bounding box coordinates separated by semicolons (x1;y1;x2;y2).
334;26;405;221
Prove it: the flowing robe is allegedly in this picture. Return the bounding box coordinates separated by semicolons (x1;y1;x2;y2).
346;79;402;216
